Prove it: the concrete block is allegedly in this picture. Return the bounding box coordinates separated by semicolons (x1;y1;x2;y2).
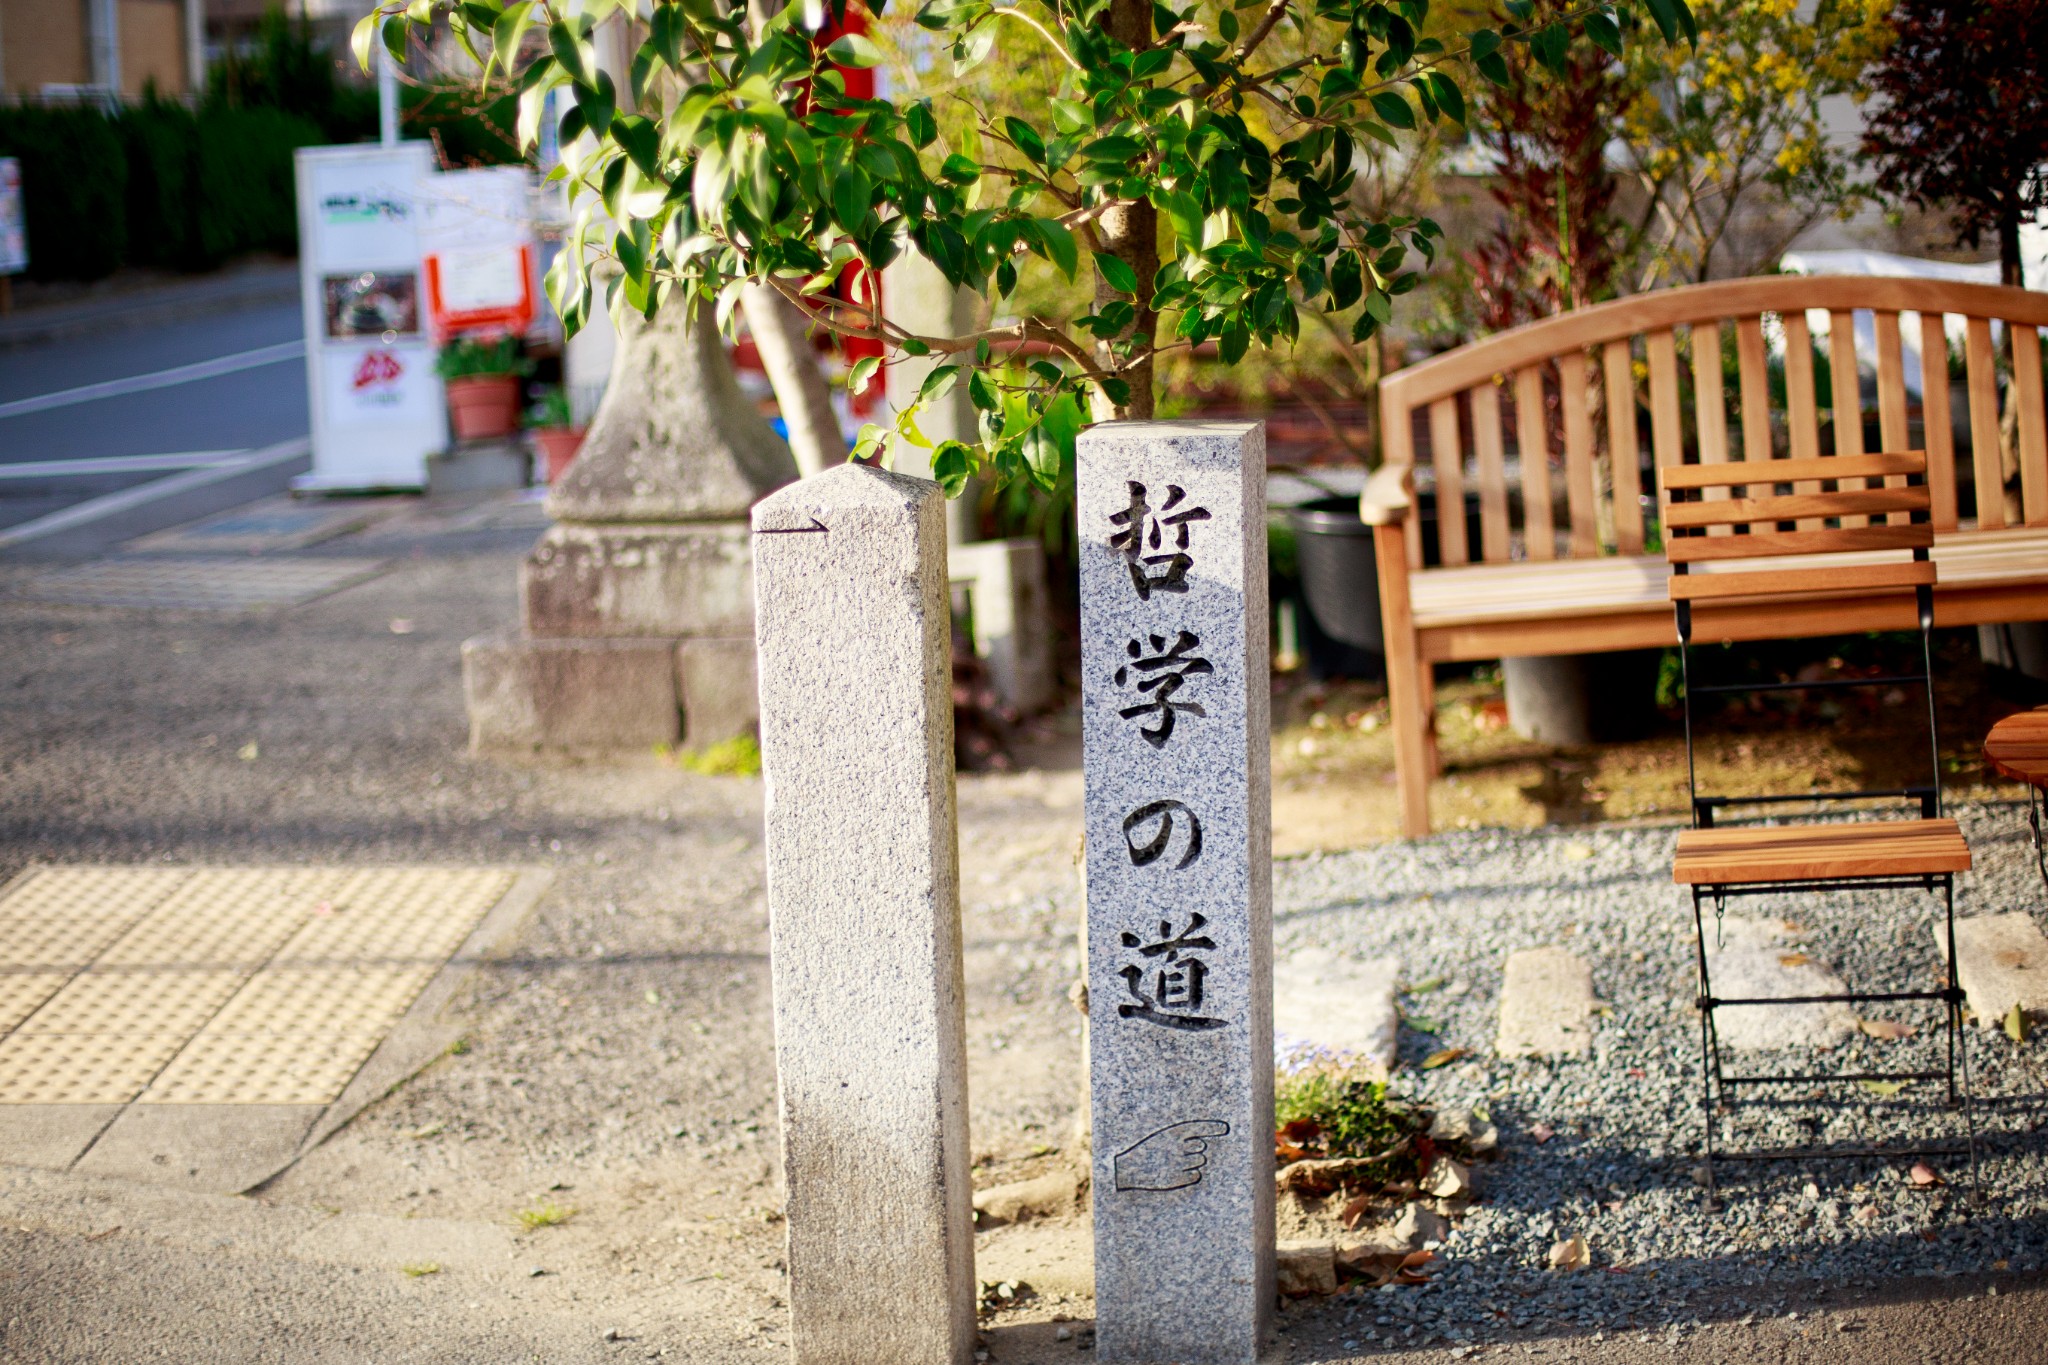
1275;1241;1337;1297
1079;420;1273;1363
752;463;974;1365
1273;947;1399;1077
427;440;528;494
1699;916;1855;1050
971;1169;1080;1227
1497;946;1596;1058
461;632;679;751
1943;913;2048;1030
949;538;1058;714
520;521;756;639
677;636;759;746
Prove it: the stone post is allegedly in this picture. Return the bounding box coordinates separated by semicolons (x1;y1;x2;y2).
1079;421;1273;1364
751;463;975;1365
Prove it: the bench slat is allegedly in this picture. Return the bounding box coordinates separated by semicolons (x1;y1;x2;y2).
1783;310;1824;529
1661;451;1925;490
2015;324;2048;526
1691;321;1731;535
1472;380;1511;562
1666;523;1933;562
1558;351;1599;555
1966;316;2003;530
1828;310;1869;527
1515;365;1555;561
1736;316;1772;462
1875;312;1913;526
1668;560;1934;602
1604;340;1644;555
1920;311;1959;530
1431;396;1467;565
1665;486;1929;530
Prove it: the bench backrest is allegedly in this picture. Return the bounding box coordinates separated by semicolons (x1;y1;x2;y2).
1379;277;2048;570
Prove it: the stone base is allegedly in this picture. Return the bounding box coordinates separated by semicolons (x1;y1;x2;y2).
428;440;530;495
462;632;680;751
521;520;755;639
462;631;760;753
1944;914;2048;1030
1503;650;1661;746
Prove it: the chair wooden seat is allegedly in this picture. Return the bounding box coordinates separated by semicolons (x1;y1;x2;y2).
1672;819;1971;885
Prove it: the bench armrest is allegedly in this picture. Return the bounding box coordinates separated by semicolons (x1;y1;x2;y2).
1358;465;1412;526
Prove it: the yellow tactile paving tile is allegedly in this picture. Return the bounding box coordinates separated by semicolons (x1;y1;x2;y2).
0;1033;192;1104
0;865;516;1107
0;972;78;1036
144;1031;389;1105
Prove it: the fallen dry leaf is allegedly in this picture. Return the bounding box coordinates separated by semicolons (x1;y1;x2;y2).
1779;953;1812;968
1858;1018;1915;1041
1548;1236;1589;1272
1339;1194;1373;1230
1909;1163;1944;1188
1859;1079;1911;1097
1421;1047;1469;1070
1529;1122;1555;1144
1399;1249;1434;1271
2005;1003;2030;1043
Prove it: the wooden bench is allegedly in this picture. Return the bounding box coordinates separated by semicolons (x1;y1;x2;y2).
1362;276;2048;836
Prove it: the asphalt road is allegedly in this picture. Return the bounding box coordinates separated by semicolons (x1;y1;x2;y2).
0;302;307;533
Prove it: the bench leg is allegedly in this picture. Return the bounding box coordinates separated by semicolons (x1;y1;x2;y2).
1374;519;1432;837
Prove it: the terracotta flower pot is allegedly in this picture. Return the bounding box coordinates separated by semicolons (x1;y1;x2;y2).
445;374;522;441
531;425;587;483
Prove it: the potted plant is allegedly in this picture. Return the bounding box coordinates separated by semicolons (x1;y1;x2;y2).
436;335;531;442
525;383;585;483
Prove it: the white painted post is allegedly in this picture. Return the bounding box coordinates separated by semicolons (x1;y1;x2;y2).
751;462;975;1365
1079;421;1274;1363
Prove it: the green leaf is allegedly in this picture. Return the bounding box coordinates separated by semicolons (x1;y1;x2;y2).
918;364;960;402
1583;11;1622;57
832;167;871;232
1032;219;1078;280
940;153;981;185
491;2;534;76
549;20;590;83
1329;250;1362;310
847;354;883;395
381;15;410;63
1002;117;1046;165
824;33;885;68
2007;1003;2030;1043
931;441;974;497
904;100;938;149
900;337;932;356
1368;92;1415;131
967;370;1001;412
1022;420;1062;491
350;12;380;72
1096;254;1138;296
1423;72;1464;125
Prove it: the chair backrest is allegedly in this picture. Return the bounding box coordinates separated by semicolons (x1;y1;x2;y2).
1660;449;1934;605
1378;278;2048;570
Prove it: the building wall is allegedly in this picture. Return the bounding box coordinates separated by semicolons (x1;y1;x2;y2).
118;0;187;97
0;0;93;94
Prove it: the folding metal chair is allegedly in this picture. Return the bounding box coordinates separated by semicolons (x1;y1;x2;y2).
1662;448;1975;1199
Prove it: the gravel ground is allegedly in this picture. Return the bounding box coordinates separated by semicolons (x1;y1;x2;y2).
1266;807;2048;1355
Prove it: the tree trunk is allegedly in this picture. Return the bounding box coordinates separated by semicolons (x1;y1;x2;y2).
1091;0;1159;422
741;282;846;478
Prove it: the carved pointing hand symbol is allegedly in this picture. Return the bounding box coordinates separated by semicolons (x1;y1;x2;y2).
1112;1119;1231;1192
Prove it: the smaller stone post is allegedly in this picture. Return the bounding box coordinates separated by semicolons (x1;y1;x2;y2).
751;463;975;1365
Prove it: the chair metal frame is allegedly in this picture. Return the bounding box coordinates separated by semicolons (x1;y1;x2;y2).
1666;453;1975;1199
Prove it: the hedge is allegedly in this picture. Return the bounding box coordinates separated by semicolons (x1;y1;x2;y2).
0;101;322;281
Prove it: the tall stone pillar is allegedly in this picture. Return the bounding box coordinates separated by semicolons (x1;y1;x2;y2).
462;306;799;751
752;462;976;1365
1078;420;1274;1364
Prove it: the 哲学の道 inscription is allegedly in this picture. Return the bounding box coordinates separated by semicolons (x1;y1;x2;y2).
1079;422;1274;1364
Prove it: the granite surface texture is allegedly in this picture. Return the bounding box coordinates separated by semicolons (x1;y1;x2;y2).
751;463;975;1365
1077;421;1274;1364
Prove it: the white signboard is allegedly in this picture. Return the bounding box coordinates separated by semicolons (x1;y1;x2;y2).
0;158;26;276
292;143;447;492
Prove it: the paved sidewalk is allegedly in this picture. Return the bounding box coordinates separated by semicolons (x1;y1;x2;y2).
0;262;299;352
